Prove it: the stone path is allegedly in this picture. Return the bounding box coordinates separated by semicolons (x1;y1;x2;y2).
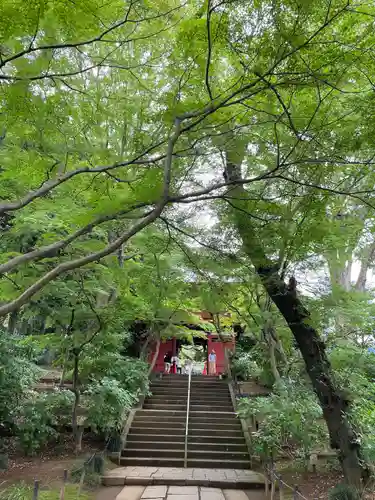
115;485;266;500
103;467;265;489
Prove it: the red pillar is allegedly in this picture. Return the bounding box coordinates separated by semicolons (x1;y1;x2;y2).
171;337;177;374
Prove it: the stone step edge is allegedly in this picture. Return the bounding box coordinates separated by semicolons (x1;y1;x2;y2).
127;434;246;441
102;472;265;489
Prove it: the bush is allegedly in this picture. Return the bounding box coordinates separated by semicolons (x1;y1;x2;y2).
84;378;136;434
231;352;261;381
17;390;73;454
0;330;40;425
328;483;360;500
237;379;328;460
70;454;105;487
0;483;93;500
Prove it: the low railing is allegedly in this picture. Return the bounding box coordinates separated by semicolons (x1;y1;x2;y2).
265;461;309;500
184;368;192;467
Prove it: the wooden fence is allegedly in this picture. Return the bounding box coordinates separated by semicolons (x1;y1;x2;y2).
264;461;310;500
32;467;86;500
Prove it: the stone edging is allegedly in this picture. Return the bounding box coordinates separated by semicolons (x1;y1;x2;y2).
227;382;254;470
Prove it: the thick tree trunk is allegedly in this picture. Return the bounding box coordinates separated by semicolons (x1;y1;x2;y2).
258;266;365;486
222;145;367;486
147;336;160;377
355;242;375;291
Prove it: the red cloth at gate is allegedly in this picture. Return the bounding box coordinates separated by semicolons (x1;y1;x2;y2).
203;361;207;375
171;362;177;374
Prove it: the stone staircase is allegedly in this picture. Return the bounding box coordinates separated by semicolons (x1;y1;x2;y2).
121;375;250;469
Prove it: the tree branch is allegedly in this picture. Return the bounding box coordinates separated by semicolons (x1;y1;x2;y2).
205;1;214;101
0;118;182;317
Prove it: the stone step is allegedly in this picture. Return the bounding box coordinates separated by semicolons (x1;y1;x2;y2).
126;439;185;449
102;466;266;488
133;415;186;424
189;428;244;438
188;441;247;452
189;409;236;416
189;421;242;431
187;434;246;444
131;420;185;429
145;398;188;405
190;382;229;386
133;415;186;423
189;404;233;412
189;394;232;400
127;433;184;442
119;456;185;467
187;458;250;469
136;409;186;418
190;389;230;394
143;402;186;412
150;382;188;388
188;449;249;460
190;391;230;397
129;427;185;436
189;416;238;425
143;403;187;411
123;448;184;458
149;390;189;397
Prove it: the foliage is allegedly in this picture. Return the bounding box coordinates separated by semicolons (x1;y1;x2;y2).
70;454;106;487
2;0;375;483
0;483;93;500
17;390;73;454
328;483;360;500
238;379;328;460
0;329;40;425
231;350;261;381
84;378;136;434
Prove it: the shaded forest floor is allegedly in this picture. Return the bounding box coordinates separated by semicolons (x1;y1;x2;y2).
2;440;375;499
0;433;109;487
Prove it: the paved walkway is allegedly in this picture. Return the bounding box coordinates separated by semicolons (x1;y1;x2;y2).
103;467;265;489
115;485;266;500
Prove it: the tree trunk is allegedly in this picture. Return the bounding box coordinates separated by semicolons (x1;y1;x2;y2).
72;351;82;453
222;143;367;486
355;242;375;291
59;350;69;388
7;310;18;334
147;336;160;377
266;328;281;383
140;335;151;360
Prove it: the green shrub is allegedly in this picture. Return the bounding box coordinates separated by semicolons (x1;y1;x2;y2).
70;454;105;487
231;352;261;381
17;390;73;454
0;484;92;500
84;378;135;433
328;483;360;500
0;330;40;425
237;379;328;459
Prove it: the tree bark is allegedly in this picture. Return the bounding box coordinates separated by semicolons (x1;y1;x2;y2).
223;144;367;486
147;336;160;377
7;310;18;334
72;351;82;453
355;242;375;291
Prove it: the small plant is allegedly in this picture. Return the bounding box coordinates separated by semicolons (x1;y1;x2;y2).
328;483;360;500
70;453;105;487
0;483;30;500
